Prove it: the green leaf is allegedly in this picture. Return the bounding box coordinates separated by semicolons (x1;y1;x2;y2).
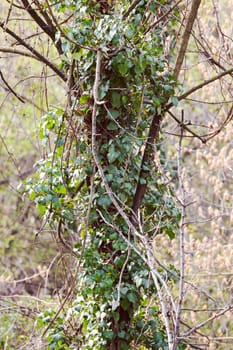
171;96;179;106
120;287;129;295
103;330;114;340
111;92;121;108
80;94;90;104
118;330;127;339
107;122;118;131
107;145;121;163
57;185;67;195
125;28;134;39
152;97;161;107
29;190;36;200
97;195;112;209
61;41;70;53
107;109;120;119
118;63;128;75
99;80;110;99
163;84;173;92
139;178;147;184
127;292;137;304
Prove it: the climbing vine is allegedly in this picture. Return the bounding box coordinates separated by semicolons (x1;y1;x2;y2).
25;0;185;349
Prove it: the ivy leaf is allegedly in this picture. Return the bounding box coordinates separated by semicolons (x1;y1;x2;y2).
112;299;120;311
80;94;90;104
61;41;70;53
107;121;118;131
97;195;112;209
152;97;161;107
107;109;120;119
139;178;147;184
171;96;179;106
111;92;121;108
127;292;137;304
99;80;110;99
107;145;121;163
103;330;114;340
121;287;129;295
57;185;67;195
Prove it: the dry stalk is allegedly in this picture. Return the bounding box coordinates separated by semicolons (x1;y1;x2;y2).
172;112;186;349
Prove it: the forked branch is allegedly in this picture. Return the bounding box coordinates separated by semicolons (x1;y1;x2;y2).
0;22;67;82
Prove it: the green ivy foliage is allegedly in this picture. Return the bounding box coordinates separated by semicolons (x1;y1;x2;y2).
25;0;186;348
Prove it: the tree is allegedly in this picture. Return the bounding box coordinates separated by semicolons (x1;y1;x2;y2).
0;0;232;349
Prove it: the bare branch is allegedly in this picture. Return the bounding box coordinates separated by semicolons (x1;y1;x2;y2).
0;46;39;60
144;0;182;36
177;67;233;101
166;66;233;110
0;22;67;82
172;113;186;349
0;69;25;103
20;0;63;54
181;305;233;338
132;110;162;217
167;110;206;143
123;0;142;19
173;0;202;80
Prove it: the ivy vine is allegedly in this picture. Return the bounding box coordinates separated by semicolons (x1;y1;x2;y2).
25;0;186;349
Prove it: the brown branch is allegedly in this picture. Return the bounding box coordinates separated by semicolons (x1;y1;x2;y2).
204;103;233;141
194;33;233;75
132;111;162;218
0;70;25;103
34;0;57;31
179;67;233;100
6;0;24;9
181;305;233;338
0;22;67;82
0;46;39;60
167;110;206;143
123;0;142;19
56;219;78;257
20;0;63;54
172;117;185;350
166;66;233;110
173;0;202;80
0;179;9;186
4;0;14;27
144;0;182;36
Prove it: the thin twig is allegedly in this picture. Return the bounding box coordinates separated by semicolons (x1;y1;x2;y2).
177;67;233;101
0;70;25;103
167;67;233;110
123;0;142;19
181;305;233;338
167;110;206;143
173;111;186;350
21;0;63;54
0;22;67;82
144;0;182;36
145;248;174;350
